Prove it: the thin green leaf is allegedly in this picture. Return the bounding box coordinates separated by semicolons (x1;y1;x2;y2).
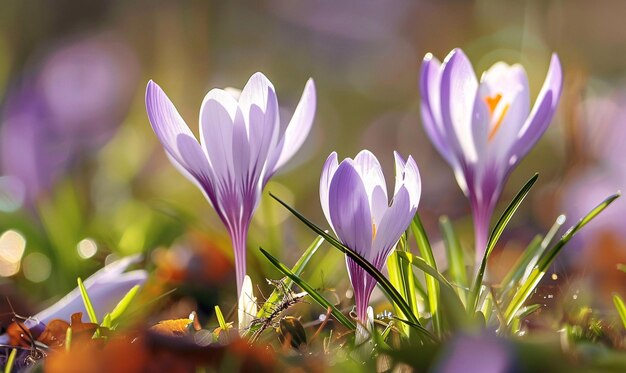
469;173;538;314
387;250;421;337
4;349;17;373
439;216;468;291
109;285;141;323
411;215;442;336
77;277;98;324
65;327;72;353
215;305;229;330
498;235;542;299
270;193;422;328
396;251;469;329
515;304;542;320
101;314;112;329
613;294;626;330
259;247;356;330
258;235;324;319
392;317;439;344
500;215;566;302
504;193;620;324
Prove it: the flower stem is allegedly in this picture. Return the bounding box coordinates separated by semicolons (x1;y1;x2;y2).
231;227;248;298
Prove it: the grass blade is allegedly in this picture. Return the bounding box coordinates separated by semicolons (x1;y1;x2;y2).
469;174;538;314
613;294;626;330
392;317;439;344
270;193;423;328
215;305;229;330
504;193;620;324
259;247;355;330
77;277;98;324
500;215;566;302
257;235;324;319
65;327;73;352
439;216;468;292
388;235;419;314
109;285;141;323
4;348;17;373
396;251;468;329
410;215;442;336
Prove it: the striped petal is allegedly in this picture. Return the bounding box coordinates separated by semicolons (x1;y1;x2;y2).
272;78;317;174
146;81;212;187
328;159;373;255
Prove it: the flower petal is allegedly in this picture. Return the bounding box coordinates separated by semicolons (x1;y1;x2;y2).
371;185;415;265
239;72;280;178
272;78;317;173
393;152;421;208
510;54;562;165
354;150;388;226
238;275;257;333
328;159;373;255
146;81;211;183
440;48;480;164
320;152;339;231
34;257;147;324
199;88;239;181
420;54;455;165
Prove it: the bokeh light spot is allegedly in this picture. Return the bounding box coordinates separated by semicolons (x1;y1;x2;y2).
0;230;26;277
77;238;98;259
23;252;52;283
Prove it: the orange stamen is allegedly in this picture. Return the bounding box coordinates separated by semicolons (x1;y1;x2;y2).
484;93;509;141
485;94;502;114
488;104;510;141
372;223;377;241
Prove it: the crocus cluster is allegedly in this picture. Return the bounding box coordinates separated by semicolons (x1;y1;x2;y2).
420;49;562;262
320;151;421;323
146;73;316;294
147;49;561;328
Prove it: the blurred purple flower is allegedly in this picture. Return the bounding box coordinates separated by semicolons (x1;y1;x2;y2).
0;255;146;344
319;150;420;323
433;333;512;373
0;34;138;205
561;90;626;250
420;48;562;263
146;73;316;294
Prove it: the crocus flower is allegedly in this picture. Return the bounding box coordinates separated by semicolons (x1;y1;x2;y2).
419;49;562;263
146;73;316;294
0;256;147;345
320;150;421;323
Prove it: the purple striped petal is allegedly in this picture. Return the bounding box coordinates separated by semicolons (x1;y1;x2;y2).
354;150;388;227
320;152;339;231
420;54;454;165
146;81;212;186
328;159;373;255
440;49;480;164
510;54;562;165
393;152;421;207
239;72;280;179
272;78;317;173
371;185;415;264
199;88;239;181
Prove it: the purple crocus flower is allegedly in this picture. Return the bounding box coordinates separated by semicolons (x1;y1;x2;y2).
0;256;147;345
419;49;562;263
320;150;421;323
146;73;316;294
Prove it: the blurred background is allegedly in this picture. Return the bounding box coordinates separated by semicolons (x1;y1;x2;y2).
0;0;625;325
